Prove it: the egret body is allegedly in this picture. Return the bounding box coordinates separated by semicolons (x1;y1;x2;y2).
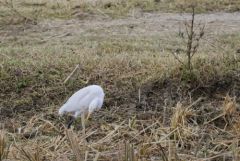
59;85;104;130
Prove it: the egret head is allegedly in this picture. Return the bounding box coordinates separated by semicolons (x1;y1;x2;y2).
59;103;69;116
58;107;66;116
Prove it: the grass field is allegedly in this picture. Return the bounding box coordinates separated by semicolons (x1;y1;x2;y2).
1;0;240;161
1;0;240;25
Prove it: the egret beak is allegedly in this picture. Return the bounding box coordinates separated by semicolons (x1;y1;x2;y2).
86;112;92;120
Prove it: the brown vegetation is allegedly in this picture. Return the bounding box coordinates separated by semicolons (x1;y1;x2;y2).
1;0;240;160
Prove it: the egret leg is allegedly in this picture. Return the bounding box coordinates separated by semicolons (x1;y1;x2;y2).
67;116;75;129
81;113;86;134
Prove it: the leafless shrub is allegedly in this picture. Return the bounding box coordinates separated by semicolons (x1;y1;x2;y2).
173;5;205;72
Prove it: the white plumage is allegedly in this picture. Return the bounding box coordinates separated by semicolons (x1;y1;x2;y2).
59;85;104;129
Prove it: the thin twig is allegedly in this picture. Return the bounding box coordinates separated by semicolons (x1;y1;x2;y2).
63;64;80;84
143;127;179;145
97;9;110;18
203;113;225;125
131;122;158;141
170;52;184;65
186;97;205;109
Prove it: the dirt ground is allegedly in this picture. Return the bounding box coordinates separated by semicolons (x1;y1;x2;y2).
2;12;240;43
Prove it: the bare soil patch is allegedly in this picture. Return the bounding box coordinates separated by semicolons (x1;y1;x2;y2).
1;12;240;42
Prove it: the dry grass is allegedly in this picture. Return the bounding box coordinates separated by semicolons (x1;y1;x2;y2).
1;31;240;159
0;131;9;161
1;1;240;160
1;0;240;26
222;94;237;117
1;98;239;160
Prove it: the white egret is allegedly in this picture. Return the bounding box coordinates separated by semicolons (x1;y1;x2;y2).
59;85;104;131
